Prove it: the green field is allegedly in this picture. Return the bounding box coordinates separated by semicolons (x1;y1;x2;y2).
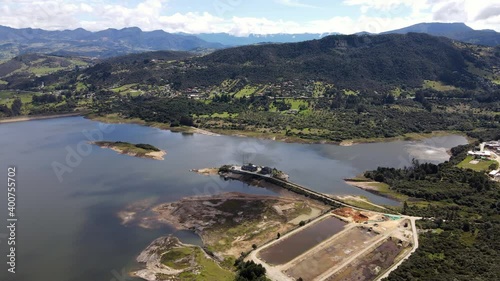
234;85;258;98
30;66;66;75
161;246;234;281
457;155;498;172
0;91;35;106
284;98;309;110
423;80;457;91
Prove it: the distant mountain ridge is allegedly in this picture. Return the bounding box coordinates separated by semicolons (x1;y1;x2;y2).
0;26;222;60
194;33;339;46
382;22;500;46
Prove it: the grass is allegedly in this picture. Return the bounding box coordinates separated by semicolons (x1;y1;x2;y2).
161;246;235;281
343;89;359;96
284;98;308;110
460;229;479;247
30;66;66;75
234;86;258;98
161;247;194;269
94;141;160;156
423;80;457;91
111;83;138;93
368;182;409;201
457;155;497;172
178;247;234;281
76;82;87;92
0;91;34;106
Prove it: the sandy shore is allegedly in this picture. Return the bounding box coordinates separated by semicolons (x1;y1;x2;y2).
190;167;220;175
0;113;81;124
187;127;221;136
344;180;382;191
91;142;167;160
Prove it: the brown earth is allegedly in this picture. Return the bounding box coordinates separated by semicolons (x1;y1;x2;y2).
122;192;329;258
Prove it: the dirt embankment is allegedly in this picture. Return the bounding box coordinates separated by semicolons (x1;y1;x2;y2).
344;180;382;191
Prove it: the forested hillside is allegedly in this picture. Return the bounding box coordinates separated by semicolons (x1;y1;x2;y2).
364;139;500;281
1;33;499;144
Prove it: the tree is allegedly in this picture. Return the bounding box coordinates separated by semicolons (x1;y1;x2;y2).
489;163;499;171
277;232;281;239
252;244;257;250
235;261;268;281
11;98;22;116
299;221;306;227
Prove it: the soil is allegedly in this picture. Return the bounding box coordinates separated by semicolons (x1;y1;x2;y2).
122;192;329;258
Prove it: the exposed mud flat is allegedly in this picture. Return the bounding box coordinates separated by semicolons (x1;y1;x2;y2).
91;141;167;160
121;192;329;257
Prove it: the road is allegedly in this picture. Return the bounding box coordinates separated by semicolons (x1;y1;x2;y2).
234;166;421;281
375;217;421;281
230;167;397;214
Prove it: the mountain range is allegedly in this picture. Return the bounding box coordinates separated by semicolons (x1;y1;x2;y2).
194;33;339;46
382;22;500;47
0;23;498;61
0;26;222;60
21;33;496;94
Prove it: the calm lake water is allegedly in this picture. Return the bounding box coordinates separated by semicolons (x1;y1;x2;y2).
0;117;467;281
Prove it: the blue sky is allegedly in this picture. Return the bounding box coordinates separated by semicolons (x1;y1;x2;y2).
0;0;499;35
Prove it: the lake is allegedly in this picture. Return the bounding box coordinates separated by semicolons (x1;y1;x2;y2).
0;117;468;281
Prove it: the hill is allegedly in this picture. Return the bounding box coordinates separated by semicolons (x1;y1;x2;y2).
384;22;500;46
0;54;92;86
0;26;223;60
1;33;499;144
71;33;499;92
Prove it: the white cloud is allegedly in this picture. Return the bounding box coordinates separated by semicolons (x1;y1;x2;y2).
0;0;498;36
275;0;317;8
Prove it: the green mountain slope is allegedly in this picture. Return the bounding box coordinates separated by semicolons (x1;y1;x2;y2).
71;33;499;92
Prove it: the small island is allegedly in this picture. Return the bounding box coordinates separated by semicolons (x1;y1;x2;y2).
91;141;166;160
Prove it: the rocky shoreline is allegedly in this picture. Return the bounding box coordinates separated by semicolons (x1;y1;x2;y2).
91;141;166;160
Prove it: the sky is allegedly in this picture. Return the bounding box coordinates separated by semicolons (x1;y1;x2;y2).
0;0;499;36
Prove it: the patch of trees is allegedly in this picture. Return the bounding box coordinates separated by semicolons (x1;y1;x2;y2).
32;94;63;104
234;261;270;281
364;145;500;280
135;143;160;152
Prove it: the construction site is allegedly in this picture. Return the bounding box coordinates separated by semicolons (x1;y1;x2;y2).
249;207;416;281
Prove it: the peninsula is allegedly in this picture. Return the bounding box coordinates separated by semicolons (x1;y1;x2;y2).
91;141;166;160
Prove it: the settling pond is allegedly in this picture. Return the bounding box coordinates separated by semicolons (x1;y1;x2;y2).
258;216;347;265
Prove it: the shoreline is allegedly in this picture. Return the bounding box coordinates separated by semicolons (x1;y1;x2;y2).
3;112;471;147
90;141;167;161
344;179;407;202
0;112;82;124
